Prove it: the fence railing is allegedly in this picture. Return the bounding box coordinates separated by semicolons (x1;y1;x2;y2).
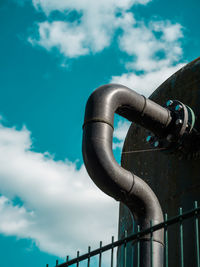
46;201;200;267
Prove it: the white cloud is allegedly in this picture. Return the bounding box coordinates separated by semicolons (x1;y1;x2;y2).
118;20;183;72
114;121;130;140
113;120;131;149
31;21;89;58
0;123;118;257
111;63;185;97
29;0;152;57
151;21;183;42
29;0;184;73
32;0;151;15
112;19;185;97
0;196;34;235
28;0;186;99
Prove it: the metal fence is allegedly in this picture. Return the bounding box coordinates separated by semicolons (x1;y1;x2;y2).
46;201;200;267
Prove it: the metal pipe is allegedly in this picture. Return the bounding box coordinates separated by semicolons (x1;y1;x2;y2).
82;84;173;266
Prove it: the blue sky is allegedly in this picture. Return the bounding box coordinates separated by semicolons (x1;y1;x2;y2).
0;0;200;266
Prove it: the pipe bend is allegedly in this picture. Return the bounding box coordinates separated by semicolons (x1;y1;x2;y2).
82;122;134;201
83;83;171;136
82;83;165;229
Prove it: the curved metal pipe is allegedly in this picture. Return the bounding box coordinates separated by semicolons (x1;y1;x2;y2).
82;84;172;266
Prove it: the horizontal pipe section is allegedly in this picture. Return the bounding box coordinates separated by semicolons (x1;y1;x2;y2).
84;84;171;136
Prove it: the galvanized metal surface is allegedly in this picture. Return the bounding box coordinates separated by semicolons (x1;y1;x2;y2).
119;57;200;266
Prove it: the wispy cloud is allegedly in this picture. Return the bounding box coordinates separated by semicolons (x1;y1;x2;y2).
29;0;152;58
112;20;185;96
113;120;131;150
29;21;90;58
0;123;118;257
28;0;186;97
111;63;185;97
118;20;183;72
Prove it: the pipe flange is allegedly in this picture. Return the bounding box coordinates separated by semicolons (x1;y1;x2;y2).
146;100;198;158
165;100;193;136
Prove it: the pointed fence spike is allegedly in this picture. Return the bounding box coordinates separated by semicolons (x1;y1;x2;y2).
99;241;102;267
76;251;80;267
179;207;183;215
111;236;114;267
87;246;91;267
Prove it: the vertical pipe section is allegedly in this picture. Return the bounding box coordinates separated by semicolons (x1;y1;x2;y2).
83;84;167;267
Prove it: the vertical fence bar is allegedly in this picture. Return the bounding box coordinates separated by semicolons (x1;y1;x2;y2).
99;241;102;267
194;201;200;267
150;221;153;267
164;213;168;267
76;251;79;267
87;246;91;267
179;207;184;267
137;225;140;267
46;205;200;267
111;236;114;267
66;255;69;265
123;230;127;267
